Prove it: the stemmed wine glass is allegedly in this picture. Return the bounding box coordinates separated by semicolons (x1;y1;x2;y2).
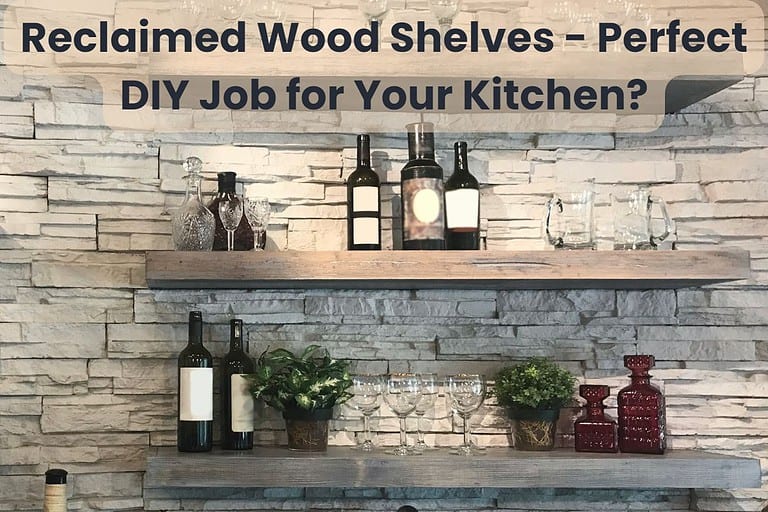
244;196;271;251
218;195;243;252
383;373;421;456
359;0;389;26
429;0;461;32
446;374;486;456
413;373;438;452
349;374;385;452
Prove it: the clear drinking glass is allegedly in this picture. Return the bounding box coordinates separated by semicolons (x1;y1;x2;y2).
447;374;485;456
429;0;462;31
349;374;384;452
383;373;421;456
359;0;389;25
244;196;271;251
413;373;439;452
218;195;243;252
544;180;596;250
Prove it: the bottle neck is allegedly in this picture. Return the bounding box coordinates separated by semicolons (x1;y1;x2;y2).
217;173;237;194
407;125;436;161
357;135;371;168
630;374;651;385
188;314;203;346
230;320;244;352
586;403;605;418
186;173;204;202
454;141;469;175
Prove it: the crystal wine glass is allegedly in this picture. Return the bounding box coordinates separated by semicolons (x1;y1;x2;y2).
359;0;389;26
429;0;461;32
446;374;485;456
413;373;439;452
383;373;421;456
218;195;243;252
244;196;271;251
349;374;385;452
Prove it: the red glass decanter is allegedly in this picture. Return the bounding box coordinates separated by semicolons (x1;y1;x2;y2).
574;384;618;453
617;355;666;454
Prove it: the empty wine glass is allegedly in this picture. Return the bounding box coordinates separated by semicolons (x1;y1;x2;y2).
359;0;389;26
413;373;439;452
446;374;485;456
350;374;385;452
383;373;421;456
218;195;243;252
244;196;271;251
429;0;461;32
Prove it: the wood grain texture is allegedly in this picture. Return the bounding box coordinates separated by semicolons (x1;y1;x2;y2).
144;447;761;489
145;250;751;290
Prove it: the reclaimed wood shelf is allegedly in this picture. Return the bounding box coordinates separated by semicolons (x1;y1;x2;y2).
145;249;750;290
144;447;761;489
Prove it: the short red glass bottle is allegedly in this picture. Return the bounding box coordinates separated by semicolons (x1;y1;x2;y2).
574;384;618;453
617;355;666;454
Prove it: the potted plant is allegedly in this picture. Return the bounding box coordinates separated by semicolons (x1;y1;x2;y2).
493;357;576;451
245;345;353;451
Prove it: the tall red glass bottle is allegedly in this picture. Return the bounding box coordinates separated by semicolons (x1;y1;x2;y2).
617;355;666;454
574;384;617;453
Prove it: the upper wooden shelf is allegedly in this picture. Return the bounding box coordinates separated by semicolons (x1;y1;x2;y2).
145;249;750;290
144;447;761;489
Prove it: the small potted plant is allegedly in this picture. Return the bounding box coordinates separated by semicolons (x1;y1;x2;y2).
245;345;353;451
493;357;576;451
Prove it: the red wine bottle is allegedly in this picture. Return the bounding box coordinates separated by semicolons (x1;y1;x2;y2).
177;311;213;452
445;141;480;250
43;469;67;512
221;319;255;450
347;134;381;250
401;122;445;250
208;172;254;251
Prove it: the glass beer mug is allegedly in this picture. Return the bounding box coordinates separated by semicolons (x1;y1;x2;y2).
544;182;596;250
611;187;672;250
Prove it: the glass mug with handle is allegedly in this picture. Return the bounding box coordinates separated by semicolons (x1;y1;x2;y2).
611;186;672;250
544;181;596;250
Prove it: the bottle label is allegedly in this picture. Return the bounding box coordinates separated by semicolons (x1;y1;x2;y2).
403;177;444;241
179;368;213;421
445;189;480;229
353;217;380;245
43;485;67;512
231;374;255;432
352;186;379;213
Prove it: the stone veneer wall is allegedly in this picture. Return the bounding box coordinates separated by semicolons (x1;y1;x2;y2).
1;3;768;512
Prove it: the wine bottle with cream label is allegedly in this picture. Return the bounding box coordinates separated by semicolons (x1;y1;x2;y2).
177;311;213;452
347;134;381;250
445;141;480;250
221;318;255;450
401;122;445;250
43;469;67;512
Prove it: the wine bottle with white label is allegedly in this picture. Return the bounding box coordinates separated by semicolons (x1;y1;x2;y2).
220;319;255;450
177;311;213;452
401;122;445;250
42;469;67;512
347;134;381;250
445;141;480;250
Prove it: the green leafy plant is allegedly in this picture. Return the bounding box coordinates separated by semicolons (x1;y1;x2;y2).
493;357;576;410
244;345;353;412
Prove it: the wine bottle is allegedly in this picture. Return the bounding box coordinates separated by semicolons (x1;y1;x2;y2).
42;469;67;512
177;311;213;452
445;141;480;250
347;134;381;250
401;122;445;250
221;319;255;450
208;172;254;251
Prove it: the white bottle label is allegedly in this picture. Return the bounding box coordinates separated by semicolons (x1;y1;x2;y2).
445;189;480;229
352;186;379;213
353;217;380;245
179;367;213;421
43;485;67;512
403;177;445;241
231;374;255;433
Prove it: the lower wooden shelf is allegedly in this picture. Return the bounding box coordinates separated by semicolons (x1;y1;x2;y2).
144;447;761;489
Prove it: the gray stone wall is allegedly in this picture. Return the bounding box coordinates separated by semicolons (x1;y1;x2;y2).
1;4;768;512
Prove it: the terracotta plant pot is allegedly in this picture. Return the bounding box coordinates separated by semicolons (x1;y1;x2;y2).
509;408;560;451
282;407;333;452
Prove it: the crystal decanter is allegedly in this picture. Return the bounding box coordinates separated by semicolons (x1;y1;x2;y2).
574;384;618;453
617;355;666;454
171;157;215;251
